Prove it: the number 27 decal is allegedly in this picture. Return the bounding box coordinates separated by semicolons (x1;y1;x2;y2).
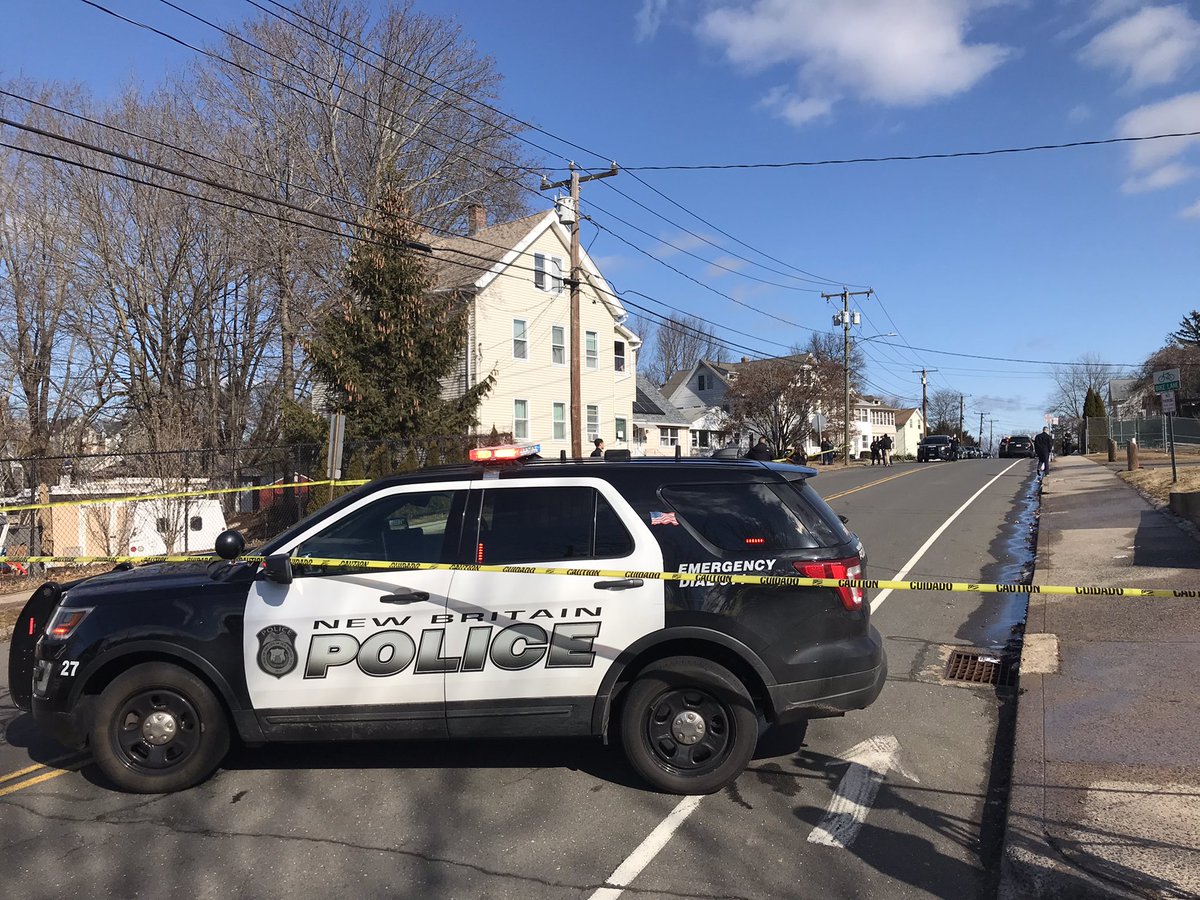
59;660;79;677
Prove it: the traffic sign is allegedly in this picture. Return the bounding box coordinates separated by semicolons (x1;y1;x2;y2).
1162;390;1177;415
1154;368;1181;393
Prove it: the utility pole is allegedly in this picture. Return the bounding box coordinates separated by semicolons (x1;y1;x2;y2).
979;411;985;448
911;368;938;437
824;288;873;466
989;418;996;456
959;395;965;441
541;161;618;456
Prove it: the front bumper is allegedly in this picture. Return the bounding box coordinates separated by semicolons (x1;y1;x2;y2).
766;626;887;724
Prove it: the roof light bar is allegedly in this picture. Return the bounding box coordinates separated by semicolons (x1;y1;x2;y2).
469;443;541;463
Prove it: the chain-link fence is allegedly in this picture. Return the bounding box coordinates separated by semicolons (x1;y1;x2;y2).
1102;415;1200;451
0;436;478;565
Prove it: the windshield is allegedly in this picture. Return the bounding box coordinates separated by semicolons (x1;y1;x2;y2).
254;481;380;556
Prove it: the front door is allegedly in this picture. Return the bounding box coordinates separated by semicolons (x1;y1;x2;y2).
442;478;664;734
243;484;469;736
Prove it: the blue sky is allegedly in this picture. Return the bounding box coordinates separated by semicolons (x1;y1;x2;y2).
4;0;1199;439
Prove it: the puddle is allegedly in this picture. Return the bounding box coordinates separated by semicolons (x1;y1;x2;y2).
960;471;1040;652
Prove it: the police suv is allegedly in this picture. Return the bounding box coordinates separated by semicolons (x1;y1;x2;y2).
9;446;886;795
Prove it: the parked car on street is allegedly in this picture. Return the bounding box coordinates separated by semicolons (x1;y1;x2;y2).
917;435;959;462
10;444;886;796
1002;435;1034;458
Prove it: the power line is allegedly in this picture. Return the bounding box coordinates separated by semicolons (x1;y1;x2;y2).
609;130;1200;172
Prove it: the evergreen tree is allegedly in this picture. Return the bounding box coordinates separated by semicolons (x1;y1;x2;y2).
1083;386;1107;419
307;190;494;449
1172;310;1200;347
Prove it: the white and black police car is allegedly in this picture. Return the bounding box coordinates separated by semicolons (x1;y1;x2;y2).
8;444;885;795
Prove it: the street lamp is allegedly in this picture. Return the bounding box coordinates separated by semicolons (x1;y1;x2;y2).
840;330;896;466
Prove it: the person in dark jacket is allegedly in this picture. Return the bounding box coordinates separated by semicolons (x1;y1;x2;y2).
820;437;834;465
746;436;773;461
591;438;605;457
870;438;880;466
1034;427;1053;477
880;433;894;467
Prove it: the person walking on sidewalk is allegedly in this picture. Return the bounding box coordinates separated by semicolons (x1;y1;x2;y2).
1034;426;1053;477
880;433;894;467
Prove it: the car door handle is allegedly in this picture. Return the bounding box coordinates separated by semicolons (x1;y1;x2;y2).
379;591;429;604
593;579;644;590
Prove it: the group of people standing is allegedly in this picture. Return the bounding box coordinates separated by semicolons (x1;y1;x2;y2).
869;434;894;467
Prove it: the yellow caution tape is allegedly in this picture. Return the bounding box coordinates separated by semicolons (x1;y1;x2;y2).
0;554;1195;599
0;479;371;513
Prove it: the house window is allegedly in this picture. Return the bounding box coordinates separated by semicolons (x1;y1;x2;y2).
691;430;710;449
514;399;529;439
698;373;709;391
533;253;563;292
585;331;598;369
660;427;680;447
586;404;600;440
614;340;626;373
551;326;565;365
615;417;627;442
553;402;566;441
513;319;528;360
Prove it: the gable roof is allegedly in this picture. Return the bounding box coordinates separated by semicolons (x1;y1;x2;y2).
895;408;921;427
634;375;692;426
424;211;550;292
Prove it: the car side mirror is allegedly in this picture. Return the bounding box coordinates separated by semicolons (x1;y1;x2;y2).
839;515;850;525
263;553;294;585
214;529;246;560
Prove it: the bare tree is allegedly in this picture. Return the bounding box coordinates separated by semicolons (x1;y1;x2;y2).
640;313;725;384
927;389;962;435
1047;353;1120;424
728;354;840;454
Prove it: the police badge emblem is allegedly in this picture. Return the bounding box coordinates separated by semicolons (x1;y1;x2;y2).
256;625;298;678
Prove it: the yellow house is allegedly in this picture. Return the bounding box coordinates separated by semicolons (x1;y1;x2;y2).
429;207;639;455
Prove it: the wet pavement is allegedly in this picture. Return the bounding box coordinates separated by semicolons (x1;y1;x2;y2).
1001;455;1200;898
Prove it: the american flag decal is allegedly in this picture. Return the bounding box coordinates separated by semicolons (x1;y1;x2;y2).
649;510;678;526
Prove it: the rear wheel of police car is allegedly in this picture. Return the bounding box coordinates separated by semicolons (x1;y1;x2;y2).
620;656;757;794
90;662;230;793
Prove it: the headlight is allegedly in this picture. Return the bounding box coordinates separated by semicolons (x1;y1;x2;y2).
45;607;93;639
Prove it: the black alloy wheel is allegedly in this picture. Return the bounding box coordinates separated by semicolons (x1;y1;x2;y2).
620;656;757;794
90;662;230;793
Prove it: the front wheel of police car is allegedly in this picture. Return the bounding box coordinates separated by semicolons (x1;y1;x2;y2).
90;662;230;793
620;656;758;794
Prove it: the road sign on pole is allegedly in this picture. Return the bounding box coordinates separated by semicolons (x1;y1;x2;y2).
1161;390;1177;415
1154;368;1181;393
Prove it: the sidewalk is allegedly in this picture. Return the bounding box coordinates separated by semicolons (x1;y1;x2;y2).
1001;455;1200;898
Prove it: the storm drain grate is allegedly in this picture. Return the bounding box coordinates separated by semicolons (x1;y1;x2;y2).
944;649;1017;687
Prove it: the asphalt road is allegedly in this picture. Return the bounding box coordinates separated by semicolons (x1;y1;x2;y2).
0;457;1037;899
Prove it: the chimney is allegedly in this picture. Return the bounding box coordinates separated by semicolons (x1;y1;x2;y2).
467;204;486;235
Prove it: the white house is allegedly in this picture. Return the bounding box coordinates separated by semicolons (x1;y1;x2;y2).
428;207;639;455
893;408;925;457
632;376;693;456
851;396;898;459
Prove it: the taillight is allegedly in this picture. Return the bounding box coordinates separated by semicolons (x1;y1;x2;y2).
45;607;93;639
794;556;864;611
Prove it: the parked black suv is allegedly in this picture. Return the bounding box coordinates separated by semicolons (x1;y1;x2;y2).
10;446;886;796
1002;435;1034;458
917;434;959;462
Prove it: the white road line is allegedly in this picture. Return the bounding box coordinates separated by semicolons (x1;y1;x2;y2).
588;794;704;900
871;461;1022;613
807;735;917;849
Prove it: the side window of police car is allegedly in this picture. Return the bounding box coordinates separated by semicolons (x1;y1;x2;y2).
477;486;633;564
293;489;465;576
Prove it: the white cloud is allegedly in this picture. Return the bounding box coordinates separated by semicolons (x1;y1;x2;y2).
1080;4;1200;88
704;255;749;279
696;0;1010;124
634;0;671;42
1117;92;1200;172
1181;198;1200;219
1121;162;1198;193
1067;103;1091;124
655;231;712;258
758;87;833;126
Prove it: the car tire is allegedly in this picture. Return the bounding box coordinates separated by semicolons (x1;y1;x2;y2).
619;656;757;794
90;662;230;793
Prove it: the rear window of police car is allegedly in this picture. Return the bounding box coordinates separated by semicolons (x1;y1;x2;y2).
661;480;848;552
